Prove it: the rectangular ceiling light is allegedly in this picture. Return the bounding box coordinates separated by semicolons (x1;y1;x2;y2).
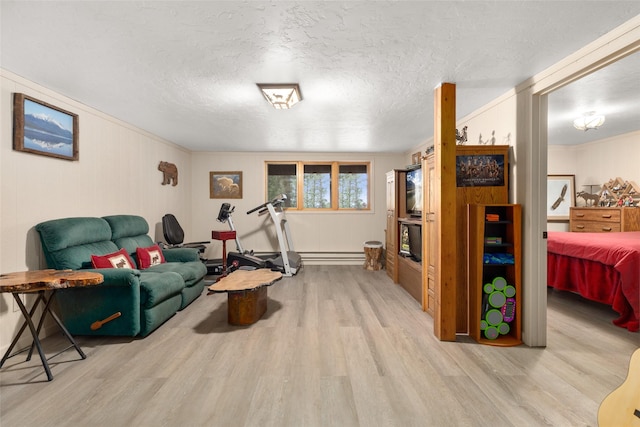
257;83;302;109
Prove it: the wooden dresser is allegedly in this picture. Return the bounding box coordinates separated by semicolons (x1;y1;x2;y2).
569;207;640;232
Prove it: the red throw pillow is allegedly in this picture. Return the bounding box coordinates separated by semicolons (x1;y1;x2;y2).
91;248;135;269
136;244;166;269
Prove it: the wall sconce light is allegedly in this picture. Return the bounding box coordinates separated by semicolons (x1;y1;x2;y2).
257;83;302;109
573;111;605;131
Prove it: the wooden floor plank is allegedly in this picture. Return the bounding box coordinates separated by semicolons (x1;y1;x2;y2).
1;265;637;427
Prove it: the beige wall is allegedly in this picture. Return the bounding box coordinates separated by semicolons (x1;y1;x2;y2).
190;151;405;263
547;130;640;231
457;93;519;149
0;70;194;350
548;130;640;193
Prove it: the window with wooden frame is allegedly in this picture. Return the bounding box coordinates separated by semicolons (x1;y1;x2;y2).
266;161;370;211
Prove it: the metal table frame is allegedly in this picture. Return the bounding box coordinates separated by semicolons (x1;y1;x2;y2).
1;289;86;381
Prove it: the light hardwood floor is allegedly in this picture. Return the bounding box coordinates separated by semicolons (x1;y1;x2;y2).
1;265;638;426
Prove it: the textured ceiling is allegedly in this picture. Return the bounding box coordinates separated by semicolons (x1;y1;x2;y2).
1;1;639;153
548;51;640;145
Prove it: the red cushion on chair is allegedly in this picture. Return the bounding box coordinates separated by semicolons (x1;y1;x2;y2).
91;248;135;269
136;244;166;269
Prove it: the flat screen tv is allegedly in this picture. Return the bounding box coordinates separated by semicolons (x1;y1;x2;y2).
407;223;422;262
406;166;423;217
399;222;422;263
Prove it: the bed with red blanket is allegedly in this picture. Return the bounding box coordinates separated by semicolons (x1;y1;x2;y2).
547;231;640;332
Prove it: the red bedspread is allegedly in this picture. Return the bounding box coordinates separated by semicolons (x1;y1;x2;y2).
547;231;640;332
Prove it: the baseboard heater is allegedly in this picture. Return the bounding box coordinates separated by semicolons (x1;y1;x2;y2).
253;251;366;265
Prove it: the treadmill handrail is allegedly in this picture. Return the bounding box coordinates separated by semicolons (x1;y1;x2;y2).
247;202;268;215
247;194;287;215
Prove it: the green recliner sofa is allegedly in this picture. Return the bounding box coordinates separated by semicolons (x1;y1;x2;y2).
35;215;207;337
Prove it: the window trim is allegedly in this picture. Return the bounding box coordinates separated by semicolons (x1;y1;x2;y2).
266;160;371;211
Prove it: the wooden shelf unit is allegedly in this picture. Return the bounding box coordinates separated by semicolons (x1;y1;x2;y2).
599;177;640;206
468;204;522;346
454;145;509;334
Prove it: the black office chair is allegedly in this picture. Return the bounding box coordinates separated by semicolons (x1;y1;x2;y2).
161;214;209;255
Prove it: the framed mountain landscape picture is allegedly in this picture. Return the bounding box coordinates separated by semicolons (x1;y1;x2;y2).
13;93;79;161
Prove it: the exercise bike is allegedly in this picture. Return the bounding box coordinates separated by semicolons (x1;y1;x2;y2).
216;202;266;271
218;195;302;276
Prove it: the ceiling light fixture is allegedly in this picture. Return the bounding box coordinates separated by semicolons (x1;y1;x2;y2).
257;83;302;109
572;111;605;131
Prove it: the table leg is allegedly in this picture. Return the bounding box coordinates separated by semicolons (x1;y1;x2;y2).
48;292;86;359
0;292;45;367
227;286;268;325
27;292;50;361
222;239;228;274
215;239;230;282
0;290;88;381
9;293;53;381
26;290;86;361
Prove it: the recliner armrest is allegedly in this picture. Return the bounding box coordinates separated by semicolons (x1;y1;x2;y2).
162;247;201;263
84;268;141;286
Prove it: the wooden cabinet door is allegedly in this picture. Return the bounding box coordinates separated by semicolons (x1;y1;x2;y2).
385;171;397;281
423;154;437;316
386;171;395;212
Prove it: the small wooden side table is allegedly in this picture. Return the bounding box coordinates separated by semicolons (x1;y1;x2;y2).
212;229;237;277
0;269;103;381
207;269;282;325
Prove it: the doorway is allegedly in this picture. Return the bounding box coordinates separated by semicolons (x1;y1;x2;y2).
523;23;640;346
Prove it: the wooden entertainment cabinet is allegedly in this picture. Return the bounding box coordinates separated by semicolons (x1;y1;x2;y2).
385;169;424;308
386;145;510;326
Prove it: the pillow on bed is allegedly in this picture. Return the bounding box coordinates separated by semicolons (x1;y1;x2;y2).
136;244;166;269
91;248;135;269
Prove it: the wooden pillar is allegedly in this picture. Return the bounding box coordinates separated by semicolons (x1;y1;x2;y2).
434;83;457;341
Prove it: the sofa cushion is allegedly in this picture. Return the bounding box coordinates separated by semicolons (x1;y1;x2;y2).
91;248;136;269
103;215;149;239
102;215;155;267
136;244;166;269
139;271;184;308
145;261;207;287
36;217;118;270
139;295;182;337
